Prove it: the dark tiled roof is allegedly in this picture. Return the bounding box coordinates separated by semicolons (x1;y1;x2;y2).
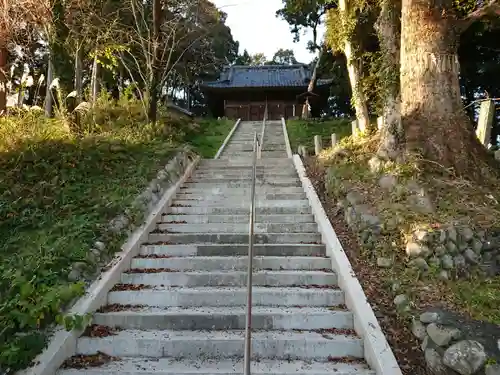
202;64;332;89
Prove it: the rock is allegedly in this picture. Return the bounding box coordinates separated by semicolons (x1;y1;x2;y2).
442;340;487;375
422;335;429;351
394;294;410;311
379;174;397;191
458;242;468;252
157;170;168;180
441;255;454;270
68;269;81;282
436;245;447;256
359;213;381;229
427;323;462;346
439;270;450;280
429;256;441;267
425;347;451;375
368;156;384;173
94;241;106;252
90;248;101;257
485;364;500;375
471;239;483;254
454;255;467;269
420;311;440;324
109;214;129;234
409;194;434;214
463;248;479;264
438;230;447;244
460;227;474;242
448;227;458;243
377;257;393;268
412;318;427;340
346;191;364;206
447;241;459;255
410;257;430;271
406;242;431;258
414;229;431;243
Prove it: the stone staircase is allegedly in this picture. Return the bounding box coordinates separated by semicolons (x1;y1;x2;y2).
58;120;375;375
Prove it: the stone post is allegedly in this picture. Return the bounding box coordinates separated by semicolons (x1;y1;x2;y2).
298;145;307;157
331;133;337;147
314;135;322;155
476;99;495;147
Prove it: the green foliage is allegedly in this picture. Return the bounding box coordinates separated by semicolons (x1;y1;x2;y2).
0;95;230;373
286;118;352;151
183;118;234;158
453;276;500;324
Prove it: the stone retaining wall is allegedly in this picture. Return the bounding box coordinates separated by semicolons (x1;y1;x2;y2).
68;147;196;282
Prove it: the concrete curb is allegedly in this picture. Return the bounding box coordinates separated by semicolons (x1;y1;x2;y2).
214;118;241;159
292;155;402;375
281;117;293;158
18;156;200;375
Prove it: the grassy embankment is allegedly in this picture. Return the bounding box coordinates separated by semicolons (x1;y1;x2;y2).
0;97;233;373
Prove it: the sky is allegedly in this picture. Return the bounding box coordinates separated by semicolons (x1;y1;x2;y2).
211;0;325;64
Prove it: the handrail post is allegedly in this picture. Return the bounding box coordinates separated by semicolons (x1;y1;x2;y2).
244;132;258;375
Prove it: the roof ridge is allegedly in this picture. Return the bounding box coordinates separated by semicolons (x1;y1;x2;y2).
230;64;307;70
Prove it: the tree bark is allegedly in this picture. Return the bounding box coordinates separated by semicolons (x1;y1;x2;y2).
302;48;323;119
375;0;403;160
0;46;7;115
74;46;83;101
338;0;370;133
400;0;494;178
44;53;54;117
91;55;100;103
147;0;162;124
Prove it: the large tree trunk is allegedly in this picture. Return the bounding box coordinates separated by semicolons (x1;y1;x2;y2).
400;0;493;178
147;0;162;124
338;0;370;133
302;48;323;119
0;46;7;115
375;0;403;160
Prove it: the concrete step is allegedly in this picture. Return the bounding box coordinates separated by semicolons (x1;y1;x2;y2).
120;270;336;287
76;330;363;360
107;286;344;307
170;200;309;208
178;186;304;194
166;206;311;215
160;214;314;224
172;193;307;201
139;244;326;257
155;223;318;233
148;232;321;245
191;171;297;178
131;256;331;271
195;165;295;172
58;358;374;375
93;307;352;330
199;159;293;167
182;181;302;188
184;178;301;185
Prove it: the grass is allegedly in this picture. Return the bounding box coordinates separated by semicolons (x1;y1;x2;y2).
286;118;352;153
312;129;500;326
0;97;232;373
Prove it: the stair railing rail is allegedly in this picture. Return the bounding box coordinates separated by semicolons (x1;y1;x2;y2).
243;127;262;375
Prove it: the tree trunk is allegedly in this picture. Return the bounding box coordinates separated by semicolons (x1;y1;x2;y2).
0;46;8;115
44;53;54;117
74;46;83;101
147;0;162;124
302;48;323;119
400;0;494;178
338;0;370;133
91;55;100;103
375;0;403;160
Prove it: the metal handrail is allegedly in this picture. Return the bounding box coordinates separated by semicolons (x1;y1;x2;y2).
243;128;262;375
